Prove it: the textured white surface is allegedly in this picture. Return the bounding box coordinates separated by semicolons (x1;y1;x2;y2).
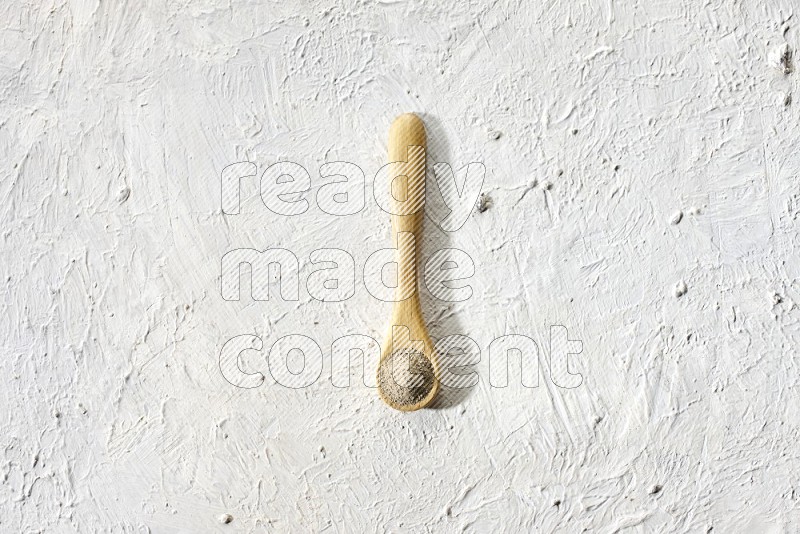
2;1;800;532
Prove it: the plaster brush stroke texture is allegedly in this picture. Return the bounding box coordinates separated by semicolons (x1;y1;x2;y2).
1;0;799;532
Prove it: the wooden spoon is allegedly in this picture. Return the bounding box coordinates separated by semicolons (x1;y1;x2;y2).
376;113;440;411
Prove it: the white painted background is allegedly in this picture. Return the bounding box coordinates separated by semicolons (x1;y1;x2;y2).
2;0;799;532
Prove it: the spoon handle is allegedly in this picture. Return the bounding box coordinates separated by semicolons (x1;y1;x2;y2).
387;113;427;303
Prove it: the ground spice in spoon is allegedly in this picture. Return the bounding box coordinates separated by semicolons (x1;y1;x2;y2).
377;349;436;407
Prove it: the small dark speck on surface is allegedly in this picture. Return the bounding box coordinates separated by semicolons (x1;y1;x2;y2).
477;193;492;213
779;44;794;74
553;499;561;507
650;484;663;495
488;130;502;140
219;513;234;524
571;129;578;135
675;280;688;298
117;187;131;203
